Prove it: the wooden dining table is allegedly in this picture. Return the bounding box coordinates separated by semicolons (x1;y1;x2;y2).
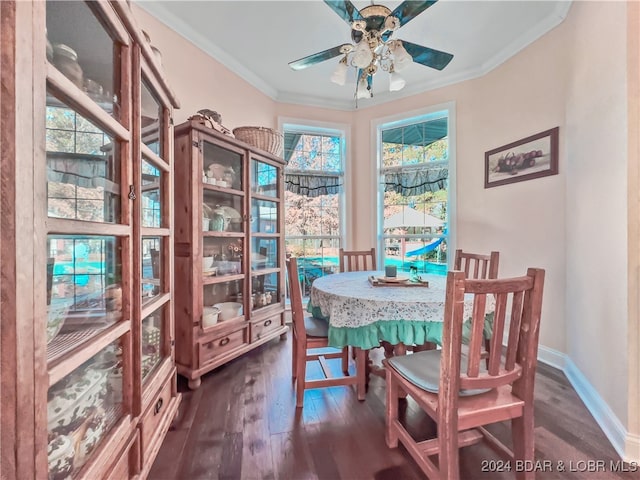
309;270;495;400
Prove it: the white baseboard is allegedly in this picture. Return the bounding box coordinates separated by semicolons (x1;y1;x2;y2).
537;345;638;463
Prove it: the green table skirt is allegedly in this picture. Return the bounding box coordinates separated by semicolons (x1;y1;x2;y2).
308;303;495;350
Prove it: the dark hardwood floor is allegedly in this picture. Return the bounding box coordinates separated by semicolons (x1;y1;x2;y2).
150;332;639;479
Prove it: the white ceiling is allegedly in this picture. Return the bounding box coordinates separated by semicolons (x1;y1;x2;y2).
138;1;572;110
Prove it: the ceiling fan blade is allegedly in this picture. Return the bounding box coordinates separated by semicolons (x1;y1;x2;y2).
401;40;453;71
324;0;363;25
389;1;438;27
289;44;351;71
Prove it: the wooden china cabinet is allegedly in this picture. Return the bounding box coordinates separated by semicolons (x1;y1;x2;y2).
1;1;180;479
173;120;288;389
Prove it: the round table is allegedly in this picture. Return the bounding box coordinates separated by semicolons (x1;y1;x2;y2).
310;271;493;350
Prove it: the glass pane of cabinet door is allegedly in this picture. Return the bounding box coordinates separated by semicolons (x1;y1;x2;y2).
251;199;278;234
202;141;243;191
141;79;163;155
47;338;126;479
251;272;280;311
142;305;167;380
141;158;163;228
142;237;163;304
46;1;120;118
46;95;121;223
47;235;123;356
251;158;278;197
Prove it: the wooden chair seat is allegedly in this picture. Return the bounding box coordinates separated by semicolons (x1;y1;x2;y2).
303;315;330;337
387;350;492;397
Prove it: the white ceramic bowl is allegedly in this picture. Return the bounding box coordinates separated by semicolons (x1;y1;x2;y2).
203;306;221;328
213;302;243;321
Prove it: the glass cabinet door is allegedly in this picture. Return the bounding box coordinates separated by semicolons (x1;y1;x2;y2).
200;140;246;327
47;338;126;479
46;97;121;223
46;1;120;118
46;235;123;350
142;305;167;380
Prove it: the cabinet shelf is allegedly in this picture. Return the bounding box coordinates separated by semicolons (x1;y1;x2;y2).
202;183;245;197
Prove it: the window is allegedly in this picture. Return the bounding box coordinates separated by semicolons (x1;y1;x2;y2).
283;125;345;296
378;108;452;276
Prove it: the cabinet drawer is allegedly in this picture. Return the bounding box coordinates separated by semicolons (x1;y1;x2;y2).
106;431;139;480
140;380;174;456
251;315;281;342
198;327;248;366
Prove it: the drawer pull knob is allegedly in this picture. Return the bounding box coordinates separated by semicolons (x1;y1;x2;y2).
264;319;272;327
154;398;164;415
220;337;230;346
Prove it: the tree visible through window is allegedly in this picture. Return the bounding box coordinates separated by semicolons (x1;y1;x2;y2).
284;129;344;296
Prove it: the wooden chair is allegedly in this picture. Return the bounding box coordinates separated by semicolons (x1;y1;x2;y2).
454;249;500;358
287;257;357;407
339;247;377;272
454;249;500;280
384;268;545;479
339;247;376;360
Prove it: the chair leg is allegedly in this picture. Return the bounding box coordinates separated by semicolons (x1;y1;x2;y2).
512;408;535;480
295;351;307;408
292;335;298;380
385;367;399;448
341;346;349;374
439;430;460;480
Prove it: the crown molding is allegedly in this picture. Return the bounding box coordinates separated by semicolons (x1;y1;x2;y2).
136;1;279;100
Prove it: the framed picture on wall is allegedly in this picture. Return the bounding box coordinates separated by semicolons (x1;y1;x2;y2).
485;127;559;188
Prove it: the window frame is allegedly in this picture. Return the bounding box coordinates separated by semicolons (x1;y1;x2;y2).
373;102;457;270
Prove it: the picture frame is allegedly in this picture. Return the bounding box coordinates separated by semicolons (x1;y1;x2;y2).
484;127;559;188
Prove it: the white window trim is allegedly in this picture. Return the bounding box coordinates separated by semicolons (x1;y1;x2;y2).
277;116;350;248
370;101;457;268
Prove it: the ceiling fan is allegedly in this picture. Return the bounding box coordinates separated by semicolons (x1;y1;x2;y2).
288;0;454;99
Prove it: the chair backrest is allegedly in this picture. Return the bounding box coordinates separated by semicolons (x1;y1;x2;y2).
339;247;377;272
286;257;306;337
440;268;545;401
453;249;499;279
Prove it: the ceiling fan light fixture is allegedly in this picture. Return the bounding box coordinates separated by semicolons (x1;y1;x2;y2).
389;69;406;92
330;56;349;86
391;41;412;71
352;40;374;68
356;75;370;99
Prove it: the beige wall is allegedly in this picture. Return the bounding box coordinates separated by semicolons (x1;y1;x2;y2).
132;5;277;128
564;0;629;428
135;1;638;458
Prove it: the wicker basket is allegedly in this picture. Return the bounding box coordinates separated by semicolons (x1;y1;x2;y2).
232;126;284;157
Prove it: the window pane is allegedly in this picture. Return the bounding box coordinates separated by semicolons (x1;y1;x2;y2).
380;116;449;275
284;129;343;293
